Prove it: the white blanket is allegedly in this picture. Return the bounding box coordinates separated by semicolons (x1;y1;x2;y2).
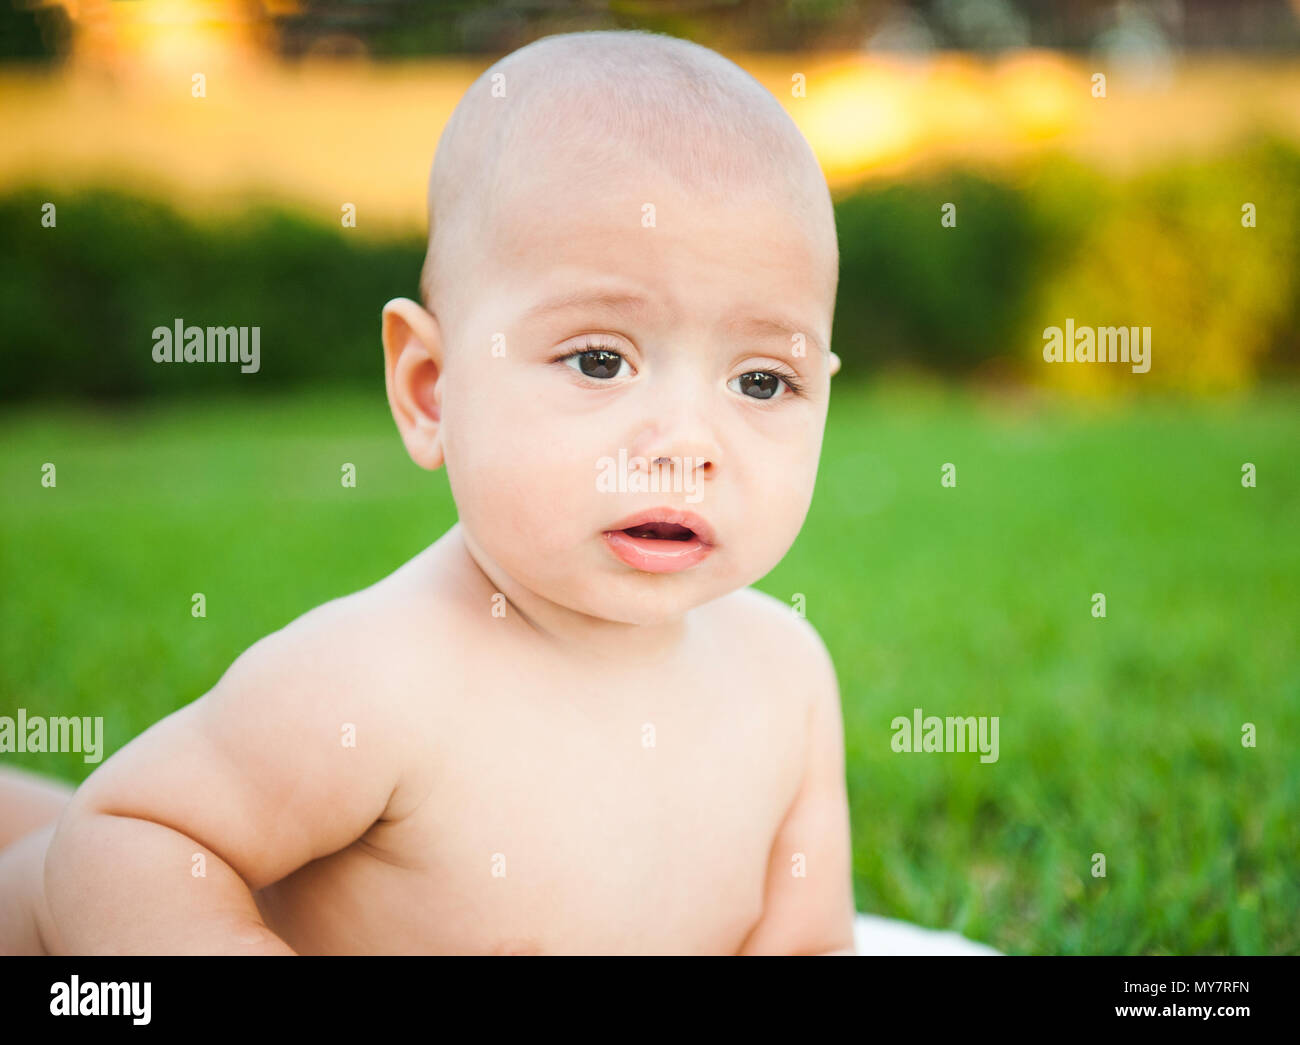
854;913;1001;955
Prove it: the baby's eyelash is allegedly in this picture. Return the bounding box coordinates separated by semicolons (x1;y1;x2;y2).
550;343;807;398
550;338;626;367
764;367;806;397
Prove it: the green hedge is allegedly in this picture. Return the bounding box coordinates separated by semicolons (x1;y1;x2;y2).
832;170;1049;372
2;135;1297;402
0;192;424;401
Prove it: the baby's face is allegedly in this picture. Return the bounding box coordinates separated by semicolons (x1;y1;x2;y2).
436;162;837;626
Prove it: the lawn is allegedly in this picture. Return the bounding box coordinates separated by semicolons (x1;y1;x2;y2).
2;378;1297;954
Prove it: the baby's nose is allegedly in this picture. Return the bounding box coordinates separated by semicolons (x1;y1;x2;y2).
637;449;716;487
638;420;714;467
630;387;722;477
650;454;714;475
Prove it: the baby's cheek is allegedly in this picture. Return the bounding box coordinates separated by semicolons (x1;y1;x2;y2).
461;438;595;555
758;445;819;541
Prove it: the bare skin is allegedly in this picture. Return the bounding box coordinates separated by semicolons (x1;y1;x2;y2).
12;526;852;955
8;33;856;955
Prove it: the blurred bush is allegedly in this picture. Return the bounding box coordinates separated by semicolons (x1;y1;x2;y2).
833;135;1300;391
1022;137;1300;394
0;192;424;401
2;135;1297;402
833;170;1049;373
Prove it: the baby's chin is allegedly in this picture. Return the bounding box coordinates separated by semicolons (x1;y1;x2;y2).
572;575;736;627
514;540;785;628
502;562;725;627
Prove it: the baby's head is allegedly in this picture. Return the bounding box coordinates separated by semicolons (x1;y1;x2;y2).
382;30;841;628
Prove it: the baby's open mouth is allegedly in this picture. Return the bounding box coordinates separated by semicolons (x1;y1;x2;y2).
620;522;696;542
602;509;716;573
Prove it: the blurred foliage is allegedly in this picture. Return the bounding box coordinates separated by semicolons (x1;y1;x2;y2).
833;170;1049;372
0;193;424;401
1022;137;1300;394
0;0;70;62
834;135;1300;393
3;0;1299;66
2;135;1298;402
271;0;1300;56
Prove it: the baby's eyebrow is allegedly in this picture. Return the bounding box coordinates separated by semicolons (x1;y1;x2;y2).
523;289;653;324
723;314;827;358
523;289;826;358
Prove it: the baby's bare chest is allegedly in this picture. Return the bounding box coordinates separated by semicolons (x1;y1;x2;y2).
260;671;805;954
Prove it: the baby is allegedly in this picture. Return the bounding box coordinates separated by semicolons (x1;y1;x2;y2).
1;29;855;955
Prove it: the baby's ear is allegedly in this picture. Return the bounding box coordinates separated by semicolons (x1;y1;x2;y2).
381;297;445;471
828;351;841;378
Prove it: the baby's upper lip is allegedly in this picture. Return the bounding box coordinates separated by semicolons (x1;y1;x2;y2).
605;507;717;546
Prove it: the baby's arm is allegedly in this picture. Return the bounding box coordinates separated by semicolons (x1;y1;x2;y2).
738;620;856;955
43;611;404;955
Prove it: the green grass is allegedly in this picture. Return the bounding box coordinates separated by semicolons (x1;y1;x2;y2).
2;379;1297;954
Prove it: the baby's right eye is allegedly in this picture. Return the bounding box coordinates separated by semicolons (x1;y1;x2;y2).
562;347;629;380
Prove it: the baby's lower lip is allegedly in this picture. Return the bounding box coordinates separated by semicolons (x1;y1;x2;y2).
602;529;713;573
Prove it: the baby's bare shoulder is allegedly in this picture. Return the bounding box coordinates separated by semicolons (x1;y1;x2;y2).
237;575;415;679
703;587;838;709
201;555;470;799
228;555;469;719
709;586;834;658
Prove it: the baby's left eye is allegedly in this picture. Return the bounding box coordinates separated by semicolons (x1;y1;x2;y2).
729;371;793;400
563;348;628;380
